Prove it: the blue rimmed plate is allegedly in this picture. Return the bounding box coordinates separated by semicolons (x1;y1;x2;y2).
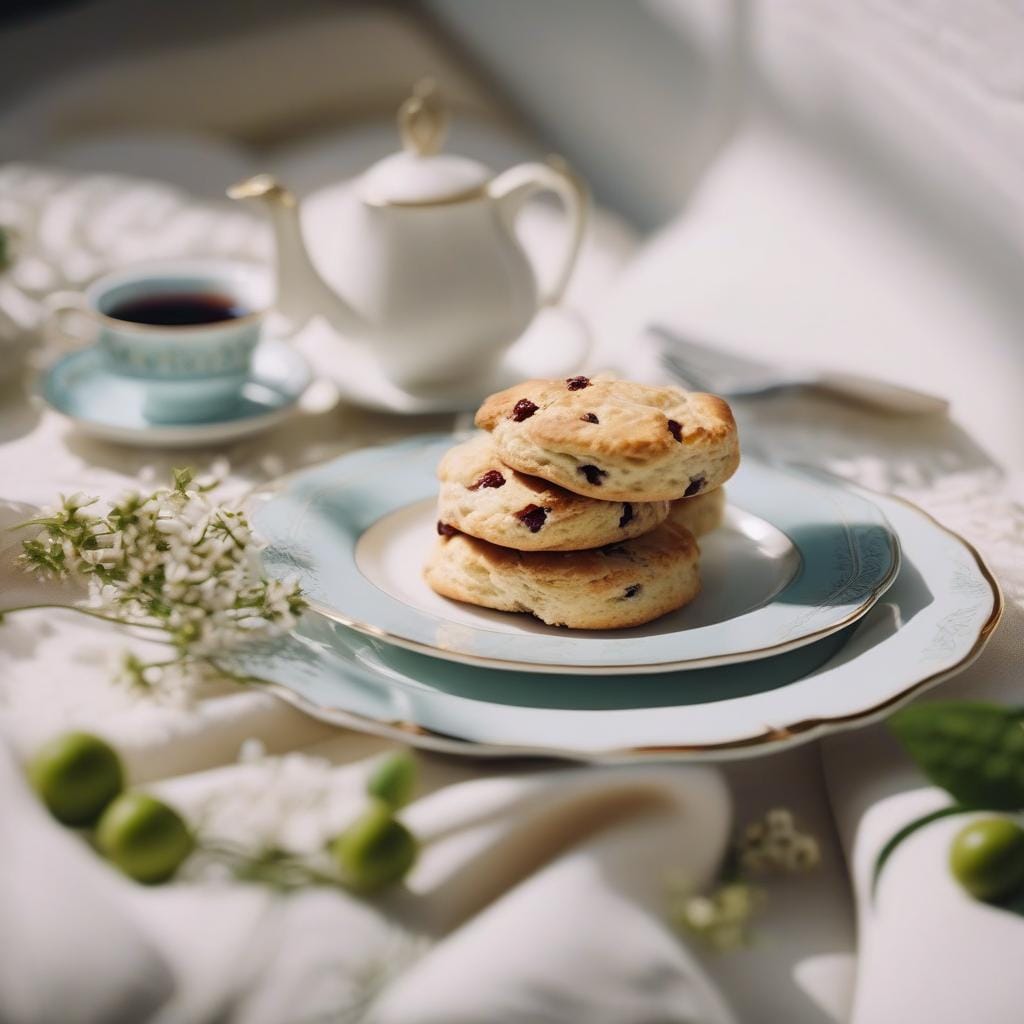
222;488;1000;761
249;435;899;674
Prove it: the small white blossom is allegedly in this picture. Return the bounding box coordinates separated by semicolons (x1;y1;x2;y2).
155;518;186;536
260;454;284;478
63;491;93;511
671;882;762;951
738;807;821;876
682;896;716;928
238;738;267;764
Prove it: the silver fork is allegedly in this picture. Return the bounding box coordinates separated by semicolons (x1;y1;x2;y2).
653;326;949;416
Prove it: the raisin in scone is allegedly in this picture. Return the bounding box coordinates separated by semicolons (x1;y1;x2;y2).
668;486;726;538
425;520;701;629
475;376;740;502
437;432;670;551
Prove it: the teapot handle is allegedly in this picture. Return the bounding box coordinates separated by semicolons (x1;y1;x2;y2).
487;158;588;307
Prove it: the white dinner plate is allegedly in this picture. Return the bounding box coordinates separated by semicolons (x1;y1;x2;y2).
248;436;899;673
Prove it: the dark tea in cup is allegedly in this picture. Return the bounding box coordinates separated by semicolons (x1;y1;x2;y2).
106;292;251;327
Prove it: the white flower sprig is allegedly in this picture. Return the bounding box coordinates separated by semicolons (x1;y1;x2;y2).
670;807;820;951
18;468;305;690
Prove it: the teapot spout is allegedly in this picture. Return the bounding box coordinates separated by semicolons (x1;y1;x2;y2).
227;174;366;338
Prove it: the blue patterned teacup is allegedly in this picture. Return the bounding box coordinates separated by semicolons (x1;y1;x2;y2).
47;260;271;423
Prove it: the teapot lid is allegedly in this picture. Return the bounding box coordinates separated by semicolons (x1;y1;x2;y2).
359;80;492;206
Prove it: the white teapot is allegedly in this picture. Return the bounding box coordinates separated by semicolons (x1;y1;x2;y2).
228;81;587;393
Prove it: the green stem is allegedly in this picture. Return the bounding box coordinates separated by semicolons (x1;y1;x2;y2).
0;601;174;634
197;839;343;889
133;658;181;671
872;804;973;899
216;514;245;550
200;657;261;687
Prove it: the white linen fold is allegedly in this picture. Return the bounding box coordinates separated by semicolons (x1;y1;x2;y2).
821;602;1024;1024
0;742;175;1024
0;728;737;1024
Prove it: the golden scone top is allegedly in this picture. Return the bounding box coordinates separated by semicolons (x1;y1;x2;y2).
475;376;735;456
474;375;739;502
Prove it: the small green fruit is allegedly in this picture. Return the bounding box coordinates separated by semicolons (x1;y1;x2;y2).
96;792;194;884
949;817;1024;902
28;731;124;826
330;800;418;893
366;751;416;809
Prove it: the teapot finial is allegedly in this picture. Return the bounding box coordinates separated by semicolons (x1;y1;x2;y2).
397;78;448;156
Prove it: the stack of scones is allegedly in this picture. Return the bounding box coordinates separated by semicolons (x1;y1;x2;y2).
425;375;740;629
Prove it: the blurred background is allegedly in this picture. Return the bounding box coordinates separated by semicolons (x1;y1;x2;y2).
1;0;1022;465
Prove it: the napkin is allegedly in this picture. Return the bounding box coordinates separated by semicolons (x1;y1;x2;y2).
822;604;1024;1024
0;726;736;1024
2;499;739;1024
0;741;174;1024
818;432;1024;1024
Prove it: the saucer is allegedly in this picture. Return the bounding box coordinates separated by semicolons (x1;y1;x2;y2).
294;305;591;415
224;485;999;761
248;435;900;674
39;338;311;447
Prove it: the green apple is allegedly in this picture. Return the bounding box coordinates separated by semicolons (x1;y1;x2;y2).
330;800;418;893
96;792;194;884
28;731;123;826
949;817;1024;902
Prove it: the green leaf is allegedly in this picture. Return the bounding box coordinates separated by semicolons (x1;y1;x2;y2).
888;702;1024;810
172;467;194;494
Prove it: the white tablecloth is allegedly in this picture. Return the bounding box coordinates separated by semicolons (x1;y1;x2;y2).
1;128;1022;1024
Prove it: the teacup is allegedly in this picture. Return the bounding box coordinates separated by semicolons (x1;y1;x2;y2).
47;259;271;423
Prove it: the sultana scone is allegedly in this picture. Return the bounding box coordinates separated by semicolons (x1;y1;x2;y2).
475;375;739;502
668;486;727;538
425;520;701;629
437;432;670;551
